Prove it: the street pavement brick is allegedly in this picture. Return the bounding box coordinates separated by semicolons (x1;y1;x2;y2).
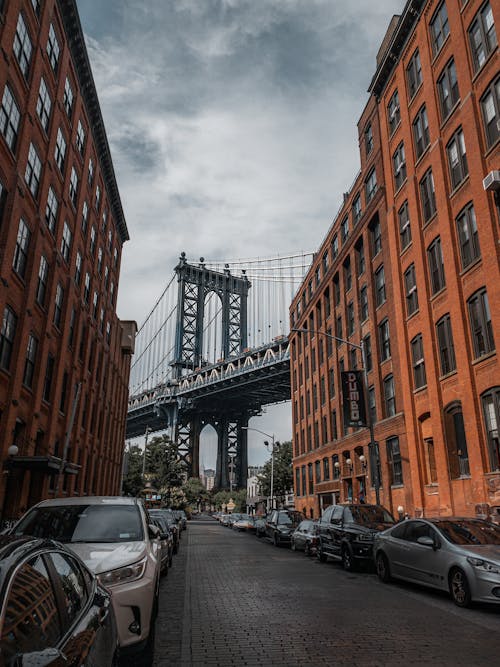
153;518;500;666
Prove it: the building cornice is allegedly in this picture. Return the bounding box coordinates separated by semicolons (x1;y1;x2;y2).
57;0;129;244
368;0;426;99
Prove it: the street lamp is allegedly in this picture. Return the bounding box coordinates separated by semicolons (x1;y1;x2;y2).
142;426;152;477
291;327;381;504
242;426;275;511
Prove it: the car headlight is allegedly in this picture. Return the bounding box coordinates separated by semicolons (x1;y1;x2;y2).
98;557;147;587
466;557;500;574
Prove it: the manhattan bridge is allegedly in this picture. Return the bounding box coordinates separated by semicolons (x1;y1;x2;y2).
126;251;313;489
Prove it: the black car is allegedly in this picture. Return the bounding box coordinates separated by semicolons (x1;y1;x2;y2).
317;504;395;570
150;516;174;574
265;509;304;547
291;520;319;556
254;515;267;538
173;510;187;531
149;509;180;553
0;535;118;666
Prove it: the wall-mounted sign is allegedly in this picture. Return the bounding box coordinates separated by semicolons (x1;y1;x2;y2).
341;370;367;428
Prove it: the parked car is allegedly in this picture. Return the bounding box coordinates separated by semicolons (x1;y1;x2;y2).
232;515;255;531
0;534;118;666
10;496;161;658
265;509;304;547
149;509;180;554
220;514;232;527
291;520;319;556
150;516;174;573
374;517;500;607
173;510;187;530
226;513;243;528
254;515;267;537
317;503;395;570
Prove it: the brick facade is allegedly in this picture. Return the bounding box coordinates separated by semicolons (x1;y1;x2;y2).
290;0;500;520
0;0;135;522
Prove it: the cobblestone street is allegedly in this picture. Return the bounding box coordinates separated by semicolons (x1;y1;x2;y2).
153;517;500;667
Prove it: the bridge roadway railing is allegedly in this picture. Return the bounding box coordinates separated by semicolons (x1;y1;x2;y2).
127;336;290;413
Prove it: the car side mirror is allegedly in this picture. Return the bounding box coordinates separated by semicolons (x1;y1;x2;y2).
417;535;435;548
148;524;160;539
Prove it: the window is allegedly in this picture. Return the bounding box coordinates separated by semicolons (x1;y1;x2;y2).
76;120;86;155
379;318;391;361
61;221;72;262
436;314;456;375
407;49;422;98
404;263;418;316
92;291;98;319
331;411;338;441
110;281;115;306
374;265;386;306
368;386;376;424
363;334;372;372
341;215;349;243
370;218;382;256
43;354;55;402
427;237;446;294
469;2;497;72
393;142;406;189
108;229;113;252
36;78;52;131
54;127;66;172
355;239;365;276
411;333;426;389
69;167;78;206
420;169;437;223
36;255;49;306
95;184;101;210
68;308;76;347
31;0;41;16
322;250;329;275
88;158;94;185
456;203;480;269
347;302;355;336
384;375;396;417
54;283;64;328
387;89;400;134
81;201;89;235
468;288;495;358
399;201;411;250
365;168;377;202
437;60;459;120
412;106;430;159
25;143;42;197
481;388;500;471
0;178;6;224
314;265;321;287
344;258;352;292
365;123;373;154
45;187;58;234
13;13;32;78
75;251;82;285
90;225;96;255
63;78;74;117
430;1;450;54
113;247;118;267
0;307;17;371
23;333;38;388
331;234;339;259
47;23;60;71
12;218;30;278
0;86;21;151
447;127;468;189
445;403;471;477
352;195;362;225
336;314;342;343
387;436;403;485
480;76;500;148
84;272;91;303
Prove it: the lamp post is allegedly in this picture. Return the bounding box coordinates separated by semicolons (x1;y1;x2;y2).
142;426;152;478
291;327;380;505
242;427;275;511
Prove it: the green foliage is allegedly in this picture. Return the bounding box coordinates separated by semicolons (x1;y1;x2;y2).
183;477;210;505
122;445;144;497
211;488;247;512
258;441;293;504
144;435;185;489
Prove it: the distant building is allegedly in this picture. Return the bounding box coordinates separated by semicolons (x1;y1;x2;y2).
0;0;135;523
201;468;215;491
246;474;262;514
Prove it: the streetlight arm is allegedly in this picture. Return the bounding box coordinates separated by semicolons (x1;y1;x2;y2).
291;327;362;351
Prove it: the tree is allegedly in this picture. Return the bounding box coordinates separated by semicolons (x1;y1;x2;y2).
122;445;144;497
258;441;293;506
144;435;185;490
211;488;247;512
183;477;209;507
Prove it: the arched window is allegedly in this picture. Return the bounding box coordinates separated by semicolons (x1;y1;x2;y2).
481;388;500;472
444;402;470;479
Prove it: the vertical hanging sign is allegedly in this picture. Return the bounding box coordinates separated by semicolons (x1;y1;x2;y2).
341;371;367;428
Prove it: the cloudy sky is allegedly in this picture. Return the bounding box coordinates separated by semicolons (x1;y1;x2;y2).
77;0;403;466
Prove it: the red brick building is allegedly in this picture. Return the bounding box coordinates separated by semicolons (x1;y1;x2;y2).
290;0;500;521
0;0;136;523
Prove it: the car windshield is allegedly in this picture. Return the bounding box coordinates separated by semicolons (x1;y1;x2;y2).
347;505;395;525
13;504;144;543
436;520;500;545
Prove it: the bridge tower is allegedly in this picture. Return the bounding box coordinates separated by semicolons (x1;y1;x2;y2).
171;253;252;489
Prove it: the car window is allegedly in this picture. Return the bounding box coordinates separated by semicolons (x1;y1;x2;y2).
0;556;62;661
48;552;88;631
322;506;333;522
331;506;344;523
404;521;435;543
390;523;408;539
277;512;293;525
14;504;144;543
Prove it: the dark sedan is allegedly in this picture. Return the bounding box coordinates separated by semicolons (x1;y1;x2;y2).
149;509;180;553
265;510;304;547
291;520;319;556
0;535;118;666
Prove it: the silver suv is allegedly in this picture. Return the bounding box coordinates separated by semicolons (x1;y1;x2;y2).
12;496;161;656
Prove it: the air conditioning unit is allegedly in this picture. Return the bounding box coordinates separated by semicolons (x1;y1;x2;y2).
483;170;500;191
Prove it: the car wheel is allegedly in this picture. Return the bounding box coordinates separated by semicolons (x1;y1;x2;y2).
317;544;327;563
341;545;356;572
449;568;472;608
273;533;280;547
375;551;391;583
